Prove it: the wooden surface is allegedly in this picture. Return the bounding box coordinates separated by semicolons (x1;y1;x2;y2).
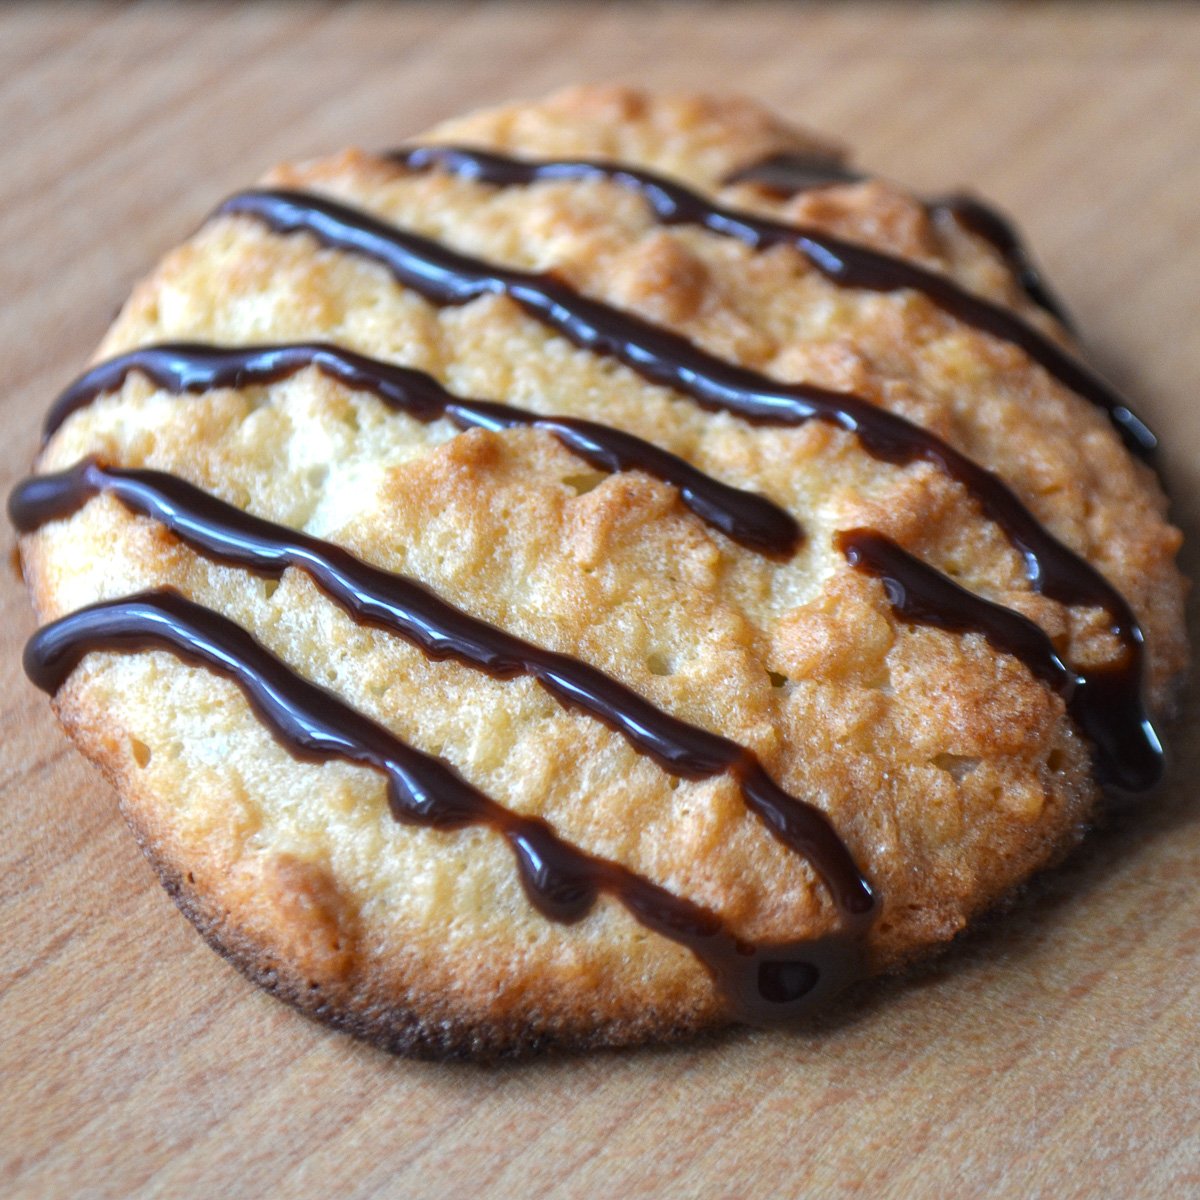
3;3;1199;1196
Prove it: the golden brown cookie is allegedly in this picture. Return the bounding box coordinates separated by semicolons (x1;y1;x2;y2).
11;86;1187;1059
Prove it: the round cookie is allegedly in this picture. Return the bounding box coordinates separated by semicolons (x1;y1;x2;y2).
12;86;1187;1058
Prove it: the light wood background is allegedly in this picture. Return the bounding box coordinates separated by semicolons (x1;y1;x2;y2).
3;3;1199;1197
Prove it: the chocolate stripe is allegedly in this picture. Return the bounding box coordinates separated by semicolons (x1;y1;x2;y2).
723;151;1075;328
42;343;800;557
10;459;873;917
836;530;1162;796
390;145;1146;452
837;529;1075;695
212;186;1160;791
23;587;865;1025
933;194;1075;330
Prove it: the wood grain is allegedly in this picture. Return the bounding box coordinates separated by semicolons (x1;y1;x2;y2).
2;3;1199;1196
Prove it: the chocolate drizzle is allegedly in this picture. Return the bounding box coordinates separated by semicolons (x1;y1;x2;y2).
837;529;1075;695
724;152;866;195
723;151;1075;327
42;343;801;557
214;185;1160;791
836;530;1162;794
933;194;1074;329
387;145;1147;454
9;459;872;917
24;587;865;1022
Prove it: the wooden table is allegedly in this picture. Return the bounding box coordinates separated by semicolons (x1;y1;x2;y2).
3;3;1199;1196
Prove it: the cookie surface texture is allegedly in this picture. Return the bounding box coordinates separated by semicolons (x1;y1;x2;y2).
17;86;1187;1059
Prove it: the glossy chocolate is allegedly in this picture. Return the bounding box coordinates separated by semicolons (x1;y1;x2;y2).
724;152;865;194
836;530;1161;794
10;459;872;916
389;145;1143;451
724;151;1075;326
23;588;865;1024
933;193;1074;328
215;185;1161;791
43;343;800;557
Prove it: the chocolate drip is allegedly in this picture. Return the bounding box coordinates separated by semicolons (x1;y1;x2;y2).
933;194;1074;329
838;529;1075;694
724;152;1075;327
388;146;1145;453
9;459;872;916
724;152;865;195
837;530;1162;794
23;588;866;1024
42;343;800;557
213;187;1161;791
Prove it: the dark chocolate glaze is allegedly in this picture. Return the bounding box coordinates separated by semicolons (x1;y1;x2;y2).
23;587;866;1024
723;151;1075;327
837;529;1075;695
9;459;872;917
387;146;1146;453
933;194;1074;329
42;343;800;557
213;186;1161;791
836;530;1162;795
724;152;865;195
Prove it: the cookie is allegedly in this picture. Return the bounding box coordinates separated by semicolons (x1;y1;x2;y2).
11;86;1187;1059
